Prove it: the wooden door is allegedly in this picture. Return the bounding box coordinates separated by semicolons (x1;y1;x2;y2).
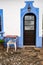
23;13;36;45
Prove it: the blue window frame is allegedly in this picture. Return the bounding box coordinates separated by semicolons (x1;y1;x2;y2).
0;9;4;39
0;16;1;31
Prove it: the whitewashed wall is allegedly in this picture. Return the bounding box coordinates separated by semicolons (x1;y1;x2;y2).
42;15;43;36
34;0;43;37
0;0;42;37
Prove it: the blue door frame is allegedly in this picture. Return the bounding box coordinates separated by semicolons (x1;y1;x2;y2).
19;1;42;48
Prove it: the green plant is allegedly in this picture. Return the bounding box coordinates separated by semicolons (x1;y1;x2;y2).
0;39;5;43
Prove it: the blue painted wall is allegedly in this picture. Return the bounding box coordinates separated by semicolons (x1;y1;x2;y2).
19;1;42;47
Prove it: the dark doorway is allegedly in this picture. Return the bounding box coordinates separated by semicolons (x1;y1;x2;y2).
23;13;36;45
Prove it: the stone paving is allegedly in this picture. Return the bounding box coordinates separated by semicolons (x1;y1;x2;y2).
0;46;43;65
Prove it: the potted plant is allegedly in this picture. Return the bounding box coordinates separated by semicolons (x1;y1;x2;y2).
0;39;5;48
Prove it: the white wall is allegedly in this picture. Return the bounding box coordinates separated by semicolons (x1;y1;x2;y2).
34;0;43;37
0;0;24;36
0;0;42;37
42;15;43;36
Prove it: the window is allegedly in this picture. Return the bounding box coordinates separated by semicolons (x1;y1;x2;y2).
25;15;34;30
0;16;1;31
0;9;4;38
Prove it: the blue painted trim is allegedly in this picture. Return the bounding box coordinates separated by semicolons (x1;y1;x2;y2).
36;37;42;47
0;9;4;39
19;1;42;47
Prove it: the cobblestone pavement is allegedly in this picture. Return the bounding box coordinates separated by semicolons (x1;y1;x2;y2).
0;46;43;65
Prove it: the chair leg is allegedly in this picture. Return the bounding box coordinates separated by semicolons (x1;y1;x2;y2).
7;44;9;52
14;43;16;51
